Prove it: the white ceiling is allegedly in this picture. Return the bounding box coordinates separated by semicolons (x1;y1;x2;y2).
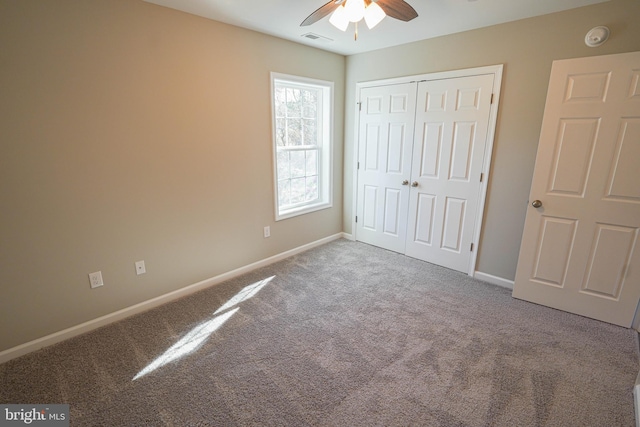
143;0;609;56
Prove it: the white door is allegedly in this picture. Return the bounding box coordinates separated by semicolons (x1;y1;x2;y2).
355;70;499;274
356;82;417;253
513;51;640;327
405;75;494;272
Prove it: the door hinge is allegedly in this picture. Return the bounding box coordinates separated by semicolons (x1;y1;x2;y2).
480;173;484;182
357;161;360;170
355;216;358;223
491;94;494;104
357;101;362;112
470;243;474;251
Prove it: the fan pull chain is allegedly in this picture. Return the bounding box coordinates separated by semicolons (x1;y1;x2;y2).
354;21;358;41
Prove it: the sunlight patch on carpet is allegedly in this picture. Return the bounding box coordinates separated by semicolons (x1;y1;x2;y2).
133;276;275;380
214;276;274;315
133;308;238;380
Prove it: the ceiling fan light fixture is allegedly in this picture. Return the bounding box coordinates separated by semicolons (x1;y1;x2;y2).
344;0;366;23
329;5;349;31
364;2;386;29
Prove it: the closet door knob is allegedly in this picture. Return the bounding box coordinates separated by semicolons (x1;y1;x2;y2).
532;200;542;208
402;180;409;186
411;181;419;187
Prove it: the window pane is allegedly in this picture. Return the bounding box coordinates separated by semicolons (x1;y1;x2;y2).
290;177;306;204
277;151;290;180
306;150;317;176
286;88;301;118
302;90;317;118
278;179;290;207
306;175;318;201
275;118;286;146
303;119;317;146
275;87;286;117
290;150;306;178
287;119;302;146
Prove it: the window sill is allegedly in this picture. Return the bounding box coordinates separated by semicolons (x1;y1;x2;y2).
276;201;332;221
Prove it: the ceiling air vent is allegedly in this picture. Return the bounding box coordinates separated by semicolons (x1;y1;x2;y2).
301;33;333;43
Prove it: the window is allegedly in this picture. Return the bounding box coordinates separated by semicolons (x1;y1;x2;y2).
271;73;333;220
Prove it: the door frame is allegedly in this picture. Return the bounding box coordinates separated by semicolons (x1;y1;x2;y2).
351;64;504;275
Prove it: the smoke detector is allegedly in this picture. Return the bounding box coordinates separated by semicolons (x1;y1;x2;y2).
585;26;610;47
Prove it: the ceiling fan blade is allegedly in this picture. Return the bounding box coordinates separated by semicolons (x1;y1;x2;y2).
301;1;341;26
375;0;418;22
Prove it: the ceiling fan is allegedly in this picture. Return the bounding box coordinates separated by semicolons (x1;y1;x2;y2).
301;0;418;39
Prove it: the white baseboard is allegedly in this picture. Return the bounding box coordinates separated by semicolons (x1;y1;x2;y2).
342;232;354;241
635;383;640;427
633;303;640;332
635;336;640;427
0;233;346;365
473;271;514;290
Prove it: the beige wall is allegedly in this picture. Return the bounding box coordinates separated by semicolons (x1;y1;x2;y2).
344;0;640;281
0;0;345;352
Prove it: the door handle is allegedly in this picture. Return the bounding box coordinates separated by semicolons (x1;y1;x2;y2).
402;180;409;186
411;181;419;187
532;200;542;208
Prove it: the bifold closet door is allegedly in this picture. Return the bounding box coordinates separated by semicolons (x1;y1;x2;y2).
405;75;494;272
355;74;495;274
355;82;417;254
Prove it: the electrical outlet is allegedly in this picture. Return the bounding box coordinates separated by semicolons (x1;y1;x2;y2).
89;271;103;289
264;226;271;238
135;260;146;275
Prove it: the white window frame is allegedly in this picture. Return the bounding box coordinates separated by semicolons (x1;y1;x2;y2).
270;72;333;221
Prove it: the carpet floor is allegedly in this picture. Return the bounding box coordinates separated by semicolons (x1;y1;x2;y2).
1;239;638;426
